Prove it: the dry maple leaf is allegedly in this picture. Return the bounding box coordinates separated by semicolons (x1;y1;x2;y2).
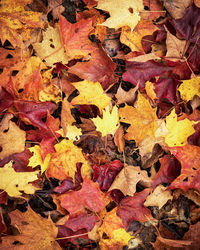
178;77;200;102
91;105;119;137
59;178;108;214
70;80;111;111
115;84;137;105
144;185;173;209
99;208;133;250
96;0;144;30
0;161;39;197
0;0;44;48
0;114;26;160
46;139;91;181
120;20;158;52
108;165;152;196
0;206;61;250
34;26;69;67
169;144;200;191
165;109;195;147
119;92;157;144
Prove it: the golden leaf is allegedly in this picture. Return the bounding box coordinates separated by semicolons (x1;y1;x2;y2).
71;80;111;111
178;77;200;102
96;0;144;30
0;161;39;197
165;109;195;147
91;105;119;137
119;92;157;144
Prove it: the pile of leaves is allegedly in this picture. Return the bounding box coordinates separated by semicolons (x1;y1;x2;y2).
1;0;200;249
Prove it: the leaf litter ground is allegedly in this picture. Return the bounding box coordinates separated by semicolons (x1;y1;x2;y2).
1;0;200;249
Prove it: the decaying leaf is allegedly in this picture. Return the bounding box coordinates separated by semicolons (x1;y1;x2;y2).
109;165;152;196
144;185;173;209
178;77;200;102
0;161;39;197
0;206;61;249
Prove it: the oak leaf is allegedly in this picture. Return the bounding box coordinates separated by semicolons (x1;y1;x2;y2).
71;80;111;111
91;105;119;137
165;109;195;147
0;206;61;250
0;114;26;160
0;161;39;197
59;178;107;214
46;139;91;181
108;165;152;196
119;92;157;144
96;0;144;30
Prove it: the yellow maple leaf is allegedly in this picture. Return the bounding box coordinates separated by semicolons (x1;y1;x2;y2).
46;139;91;181
57;125;82;141
178;77;200;102
0;161;39;197
91;105;119;137
165;109;195;147
0;0;43;47
39;84;61;103
119;92;157;144
96;0;144;30
120;20;158;52
34;26;69;67
71;80;111;111
28;145;51;174
99;208;133;250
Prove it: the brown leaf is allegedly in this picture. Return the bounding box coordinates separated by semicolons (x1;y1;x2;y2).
164;0;192;19
115;84;137;104
108;165;152;196
114;126;125;153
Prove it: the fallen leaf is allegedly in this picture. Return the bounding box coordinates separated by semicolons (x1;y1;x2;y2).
178;77;200;102
119;92;157;144
92;160;124;191
34;26;69;67
120;20;158;52
0;161;39;197
59;178;107;214
169;144;200;191
144;185;173;209
165;28;187;61
0;114;26;159
108;165;152;196
117;188;153;230
0;0;44;47
164;0;192;19
114;126;125;153
46;139;91;181
96;0;144;30
91;105;119;137
0;206;61;249
165;109;195;147
115;84;137;105
71;80;111;111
